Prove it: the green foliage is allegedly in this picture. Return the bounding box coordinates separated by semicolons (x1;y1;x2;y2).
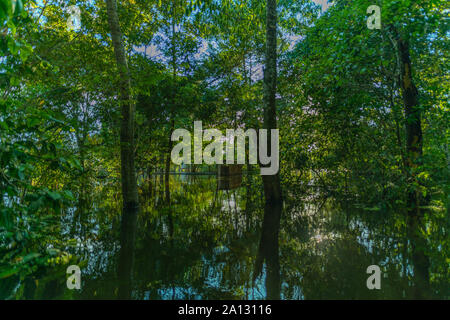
0;0;80;288
0;0;448;299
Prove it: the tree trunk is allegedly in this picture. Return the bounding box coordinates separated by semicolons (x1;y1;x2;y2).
147;166;153;199
165;119;175;204
105;0;139;296
164;0;178;206
262;0;282;204
106;0;139;211
398;38;423;215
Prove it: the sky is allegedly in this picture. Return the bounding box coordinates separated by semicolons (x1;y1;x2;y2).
311;0;332;12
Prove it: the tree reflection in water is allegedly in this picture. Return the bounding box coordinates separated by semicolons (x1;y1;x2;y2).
3;174;447;300
254;202;282;299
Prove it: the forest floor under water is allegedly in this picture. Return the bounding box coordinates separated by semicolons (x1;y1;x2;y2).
1;173;448;300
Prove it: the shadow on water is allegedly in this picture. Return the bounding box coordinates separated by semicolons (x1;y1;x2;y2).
254;202;282;299
407;213;432;299
2;173;448;300
117;204;138;299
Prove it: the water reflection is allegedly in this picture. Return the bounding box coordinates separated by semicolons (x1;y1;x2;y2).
254;202;282;299
117;205;138;299
2;173;448;300
407;214;431;299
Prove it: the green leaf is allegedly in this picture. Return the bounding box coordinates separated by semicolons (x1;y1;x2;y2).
47;191;62;201
0;267;19;279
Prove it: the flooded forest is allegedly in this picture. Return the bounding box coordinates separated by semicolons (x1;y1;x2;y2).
0;0;448;299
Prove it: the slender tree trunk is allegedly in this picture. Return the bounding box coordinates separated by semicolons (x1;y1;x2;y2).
147;166;152;199
165;121;174;204
105;0;139;297
165;0;178;206
398;39;423;215
159;155;164;200
106;0;139;211
262;0;282;204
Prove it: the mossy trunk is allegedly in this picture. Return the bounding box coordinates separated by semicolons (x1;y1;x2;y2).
398;39;423;215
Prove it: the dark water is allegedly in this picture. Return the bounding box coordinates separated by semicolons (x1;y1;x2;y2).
1;174;448;299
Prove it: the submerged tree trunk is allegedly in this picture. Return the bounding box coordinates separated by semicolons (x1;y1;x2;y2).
165;121;174;204
398;38;423;215
262;0;282;204
105;0;139;297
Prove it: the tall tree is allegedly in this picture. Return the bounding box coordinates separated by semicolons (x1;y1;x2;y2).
262;0;282;204
105;0;139;297
382;0;445;215
105;0;139;213
398;37;422;215
165;0;178;205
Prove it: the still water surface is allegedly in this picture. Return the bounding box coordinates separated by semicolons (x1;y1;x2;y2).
2;173;448;299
